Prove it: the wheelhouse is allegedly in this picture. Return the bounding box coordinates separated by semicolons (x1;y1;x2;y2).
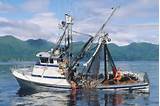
36;52;60;65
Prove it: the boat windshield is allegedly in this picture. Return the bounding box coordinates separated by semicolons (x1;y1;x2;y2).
39;57;56;64
40;57;48;63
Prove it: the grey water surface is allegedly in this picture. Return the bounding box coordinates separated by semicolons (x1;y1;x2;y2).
0;61;158;106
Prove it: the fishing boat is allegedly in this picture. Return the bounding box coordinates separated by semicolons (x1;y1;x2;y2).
66;33;149;92
12;8;149;92
64;8;150;92
11;14;74;91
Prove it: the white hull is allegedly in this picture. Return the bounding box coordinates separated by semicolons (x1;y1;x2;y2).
15;77;71;91
98;71;150;92
12;69;71;91
12;68;149;92
97;83;149;92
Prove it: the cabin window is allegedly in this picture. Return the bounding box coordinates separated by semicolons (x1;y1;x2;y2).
50;59;54;63
40;57;48;63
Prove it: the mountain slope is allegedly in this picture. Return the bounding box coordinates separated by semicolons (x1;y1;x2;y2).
26;39;54;49
108;42;159;61
0;35;158;61
0;35;53;61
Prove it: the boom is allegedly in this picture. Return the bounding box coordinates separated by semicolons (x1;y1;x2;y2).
70;7;118;69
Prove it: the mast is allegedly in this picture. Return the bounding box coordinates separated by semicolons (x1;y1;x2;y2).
102;32;116;80
65;14;73;67
104;43;108;79
106;43;117;76
102;33;109;80
102;33;117;77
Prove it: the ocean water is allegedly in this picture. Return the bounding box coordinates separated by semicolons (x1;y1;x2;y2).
0;61;158;106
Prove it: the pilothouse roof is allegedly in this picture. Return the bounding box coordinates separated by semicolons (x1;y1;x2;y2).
36;52;59;59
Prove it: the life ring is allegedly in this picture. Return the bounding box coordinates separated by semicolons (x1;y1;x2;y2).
114;69;122;81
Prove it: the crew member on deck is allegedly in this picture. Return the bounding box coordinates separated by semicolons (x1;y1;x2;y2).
113;68;122;84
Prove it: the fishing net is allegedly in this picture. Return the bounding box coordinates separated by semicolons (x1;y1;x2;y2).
73;43;102;88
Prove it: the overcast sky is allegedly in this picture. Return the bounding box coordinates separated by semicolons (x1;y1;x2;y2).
0;0;158;45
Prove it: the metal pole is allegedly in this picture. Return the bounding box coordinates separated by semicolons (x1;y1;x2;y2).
104;43;108;79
